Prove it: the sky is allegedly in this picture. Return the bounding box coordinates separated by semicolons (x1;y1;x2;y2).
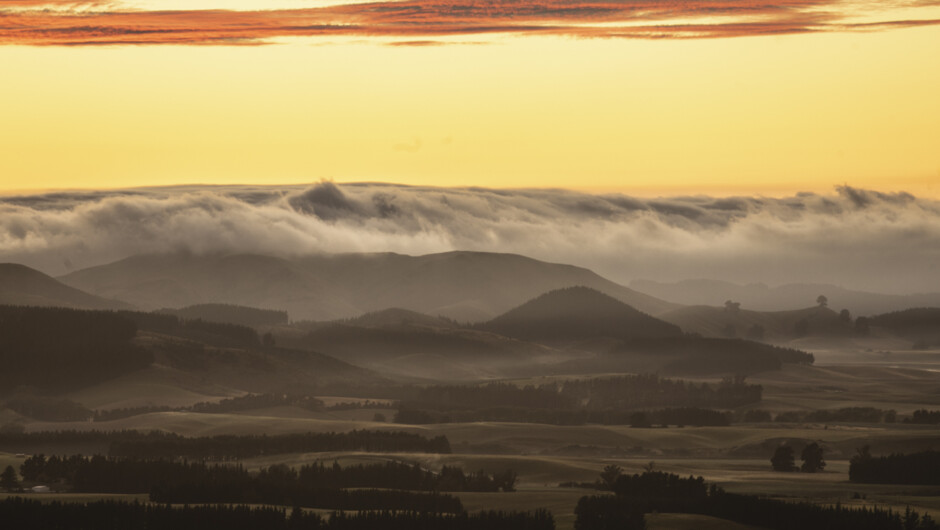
1;2;938;291
0;0;939;196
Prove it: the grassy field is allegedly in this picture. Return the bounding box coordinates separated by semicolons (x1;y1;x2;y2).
5;355;940;529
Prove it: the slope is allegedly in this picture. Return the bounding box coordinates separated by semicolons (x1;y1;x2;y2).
479;286;682;342
0;263;131;310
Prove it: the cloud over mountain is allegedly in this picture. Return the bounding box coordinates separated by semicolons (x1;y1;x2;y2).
1;182;938;293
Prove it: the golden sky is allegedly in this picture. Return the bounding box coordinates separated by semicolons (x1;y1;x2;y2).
1;0;938;197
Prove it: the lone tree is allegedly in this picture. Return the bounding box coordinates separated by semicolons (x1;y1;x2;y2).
724;300;741;313
816;295;828;307
771;445;797;472
801;442;826;473
839;309;852;323
600;464;623;490
0;465;19;492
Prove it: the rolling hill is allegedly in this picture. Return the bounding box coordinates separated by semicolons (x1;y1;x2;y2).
58;251;678;321
479;286;683;342
0;263;131;310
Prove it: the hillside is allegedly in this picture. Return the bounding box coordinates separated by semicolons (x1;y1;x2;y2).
0;263;131;310
631;278;940;316
657;304;850;340
479;286;682;342
59;251;678;321
282;318;557;381
869;308;940;344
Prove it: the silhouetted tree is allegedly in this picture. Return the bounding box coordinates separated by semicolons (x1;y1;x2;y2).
0;465;19;491
817;295;828;307
630;412;651;428
801;442;826;473
839;309;852;323
724;300;741;313
771;445;797;472
262;332;276;347
855;317;871;336
600;465;623;490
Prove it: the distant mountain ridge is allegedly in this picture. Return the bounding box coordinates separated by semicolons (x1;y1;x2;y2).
57;251;678;321
630;278;940;316
0;263;131;310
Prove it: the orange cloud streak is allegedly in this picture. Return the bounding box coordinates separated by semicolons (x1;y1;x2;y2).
0;0;937;45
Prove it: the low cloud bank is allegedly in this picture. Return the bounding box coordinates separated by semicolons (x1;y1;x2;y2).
1;182;937;293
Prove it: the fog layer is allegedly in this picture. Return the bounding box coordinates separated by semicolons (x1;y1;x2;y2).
1;183;937;293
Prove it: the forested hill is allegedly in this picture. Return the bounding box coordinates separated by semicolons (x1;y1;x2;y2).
0;263;131;311
479;286;683;342
0;306;151;390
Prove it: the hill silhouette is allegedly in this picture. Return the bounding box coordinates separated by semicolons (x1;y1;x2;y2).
479;286;683;342
0;263;131;310
869;308;940;344
58;251;677;321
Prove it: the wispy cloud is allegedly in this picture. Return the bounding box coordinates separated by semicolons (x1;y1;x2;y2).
1;0;937;45
1;183;938;294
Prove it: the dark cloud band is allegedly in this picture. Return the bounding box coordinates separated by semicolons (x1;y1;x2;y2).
1;0;937;45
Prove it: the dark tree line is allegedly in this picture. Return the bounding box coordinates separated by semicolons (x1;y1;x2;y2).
850;448;940;485
21;455;515;494
773;407;896;423
297;461;516;492
0;305;152;390
575;471;939;530
0;498;555;530
19;456;464;512
906;410;940;424
0;429;451;459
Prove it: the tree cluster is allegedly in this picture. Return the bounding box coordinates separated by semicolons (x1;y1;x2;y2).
770;443;826;473
849;448;940;485
0;498;555;530
20;456;468;512
0;429;451;459
773;407;896;423
574;470;938;530
906;410;940;425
